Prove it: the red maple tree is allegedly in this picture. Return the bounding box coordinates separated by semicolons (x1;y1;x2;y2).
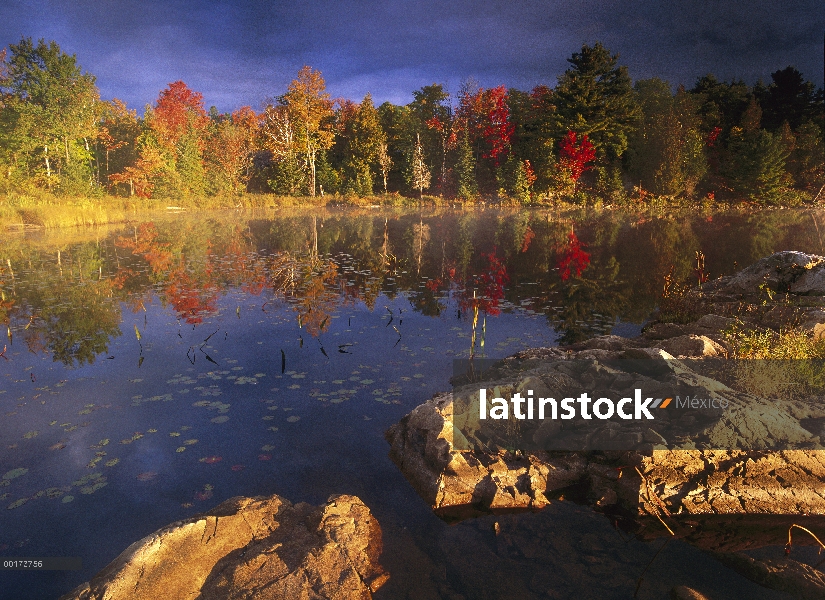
482;86;514;166
558;130;596;182
152;81;209;149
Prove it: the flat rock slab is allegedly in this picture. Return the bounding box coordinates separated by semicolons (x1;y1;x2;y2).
61;494;388;600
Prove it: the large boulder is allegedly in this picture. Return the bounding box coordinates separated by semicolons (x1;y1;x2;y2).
702;251;824;297
386;342;825;519
61;494;388;600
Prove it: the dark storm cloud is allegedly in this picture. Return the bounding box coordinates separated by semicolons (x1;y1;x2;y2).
1;0;821;112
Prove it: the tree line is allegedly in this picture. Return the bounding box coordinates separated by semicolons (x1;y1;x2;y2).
0;38;822;204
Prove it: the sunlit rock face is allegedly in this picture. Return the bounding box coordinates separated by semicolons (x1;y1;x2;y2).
60;494;388;600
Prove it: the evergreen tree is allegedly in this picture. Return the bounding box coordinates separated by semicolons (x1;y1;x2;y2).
628;79;707;196
757;66;817;131
342;94;384;196
727;127;790;203
552;43;639;166
454;132;477;199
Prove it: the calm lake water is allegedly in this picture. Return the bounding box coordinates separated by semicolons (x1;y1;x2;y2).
1;206;823;599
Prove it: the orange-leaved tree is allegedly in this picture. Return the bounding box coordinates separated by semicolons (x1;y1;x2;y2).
283;67;334;197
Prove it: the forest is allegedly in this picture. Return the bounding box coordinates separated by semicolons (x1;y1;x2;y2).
0;38;822;205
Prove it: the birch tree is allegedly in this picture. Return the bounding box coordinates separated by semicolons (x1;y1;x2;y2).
283;66;334;197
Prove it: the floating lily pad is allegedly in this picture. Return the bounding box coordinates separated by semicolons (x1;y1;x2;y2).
211;416;229;423
104;459;119;467
2;468;28;481
136;472;157;482
176;447;186;453
286;416;300;423
73;473;103;487
199;456;222;464
22;431;38;439
61;495;74;503
45;488;64;499
183;439;198;446
258;454;271;461
7;498;28;510
80;481;107;494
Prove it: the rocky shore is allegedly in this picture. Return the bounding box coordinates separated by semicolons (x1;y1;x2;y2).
60;494;387;600
386;251;825;598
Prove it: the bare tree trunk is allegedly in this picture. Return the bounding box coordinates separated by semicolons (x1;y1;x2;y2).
309;148;317;197
44;145;51;184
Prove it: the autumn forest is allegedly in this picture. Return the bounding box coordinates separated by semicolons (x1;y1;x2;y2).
0;38;822;205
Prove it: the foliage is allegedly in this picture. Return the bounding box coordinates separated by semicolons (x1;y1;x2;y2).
551;43;639;166
0;38;101;193
556;230;591;280
558;130;596;182
0;37;821;206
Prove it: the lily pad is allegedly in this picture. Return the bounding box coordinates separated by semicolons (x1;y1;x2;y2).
2;468;28;481
7;498;28;510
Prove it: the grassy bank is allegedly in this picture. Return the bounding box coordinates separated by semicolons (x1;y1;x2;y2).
1;189;821;231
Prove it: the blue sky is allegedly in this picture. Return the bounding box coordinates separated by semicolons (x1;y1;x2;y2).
1;0;822;112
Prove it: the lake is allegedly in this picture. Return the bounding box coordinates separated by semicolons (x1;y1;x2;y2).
1;206;823;599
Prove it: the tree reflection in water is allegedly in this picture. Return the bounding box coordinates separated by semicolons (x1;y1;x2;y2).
0;208;822;365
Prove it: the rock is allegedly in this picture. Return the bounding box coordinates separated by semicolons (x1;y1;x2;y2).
643;322;688;340
386;338;825;519
582;335;633;351
656;334;725;357
689;313;736;334
791;264;825;295
712;552;825;600
436;501;791;600
702;251;823;297
670;586;710;600
60;494;387;600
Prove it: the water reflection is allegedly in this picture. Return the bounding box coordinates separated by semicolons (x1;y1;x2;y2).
0;207;823;599
0;208;823;365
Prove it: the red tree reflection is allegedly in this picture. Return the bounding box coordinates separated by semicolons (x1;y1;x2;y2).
556;230;591;281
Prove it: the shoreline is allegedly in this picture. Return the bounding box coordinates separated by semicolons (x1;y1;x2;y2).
2;191;822;232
